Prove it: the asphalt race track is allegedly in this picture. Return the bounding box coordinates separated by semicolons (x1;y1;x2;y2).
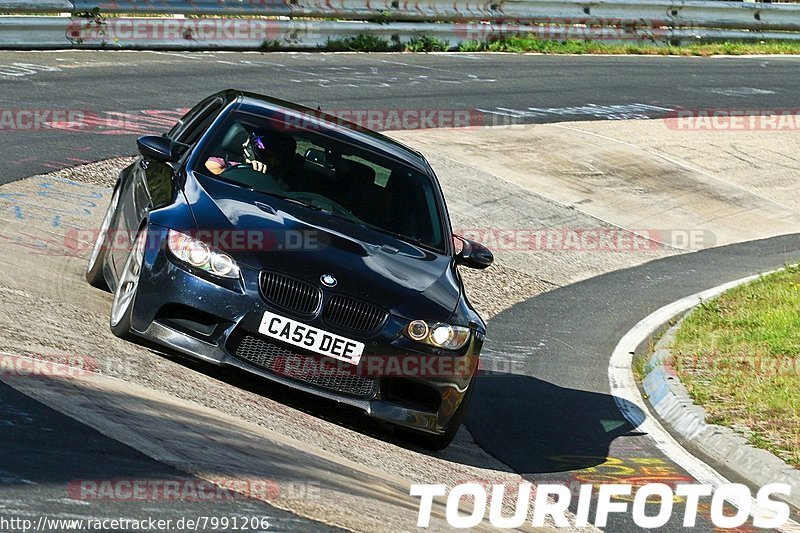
1;51;799;183
473;234;800;530
1;50;799;531
0;383;338;531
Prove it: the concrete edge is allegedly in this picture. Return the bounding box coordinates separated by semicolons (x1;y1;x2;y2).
608;270;800;532
641;301;800;510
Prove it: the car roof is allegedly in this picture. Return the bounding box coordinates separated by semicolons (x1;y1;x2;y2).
229;90;432;175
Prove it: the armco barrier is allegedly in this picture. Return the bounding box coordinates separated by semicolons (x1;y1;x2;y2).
0;17;796;49
64;0;800;30
0;17;73;49
0;0;799;49
0;1;72;11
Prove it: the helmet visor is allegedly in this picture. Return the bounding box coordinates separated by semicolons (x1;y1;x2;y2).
242;134;267;162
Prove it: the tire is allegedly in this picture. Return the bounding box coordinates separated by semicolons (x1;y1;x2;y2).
86;186;120;291
398;373;476;451
109;228;147;339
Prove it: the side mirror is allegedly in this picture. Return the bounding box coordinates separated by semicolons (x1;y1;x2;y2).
454;236;493;270
304;148;327;165
137;135;178;163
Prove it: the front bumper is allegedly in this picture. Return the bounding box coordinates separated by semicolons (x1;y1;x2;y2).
129;226;480;435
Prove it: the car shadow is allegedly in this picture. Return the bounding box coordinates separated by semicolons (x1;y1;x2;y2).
463;370;645;474
147;345;400;440
146;341;642;475
0;380;343;531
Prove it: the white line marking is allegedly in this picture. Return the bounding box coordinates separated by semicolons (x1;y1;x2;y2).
708;87;776;97
609;270;800;532
370;59;438;70
45;498;91;506
478;103;671;120
145;51;206;60
0;469;36;485
0;63;62;78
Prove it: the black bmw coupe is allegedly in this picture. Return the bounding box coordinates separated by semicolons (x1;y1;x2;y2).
86;90;493;449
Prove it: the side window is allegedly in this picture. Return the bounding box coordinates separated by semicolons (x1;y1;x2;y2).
342;155;391;187
181;102;223;146
168;96;224;145
167;98;212;139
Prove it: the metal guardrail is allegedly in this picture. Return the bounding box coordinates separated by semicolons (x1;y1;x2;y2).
1;0;799;48
0;1;72;11
1;16;798;49
62;0;800;31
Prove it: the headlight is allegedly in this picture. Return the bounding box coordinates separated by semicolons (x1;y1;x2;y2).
407;320;429;341
167;230;240;279
403;321;471;351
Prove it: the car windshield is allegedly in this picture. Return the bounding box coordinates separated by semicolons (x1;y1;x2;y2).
193;110;446;252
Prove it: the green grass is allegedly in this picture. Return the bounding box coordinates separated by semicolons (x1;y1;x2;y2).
325;35;450;52
404;36;450;52
323;36;800;55
459;37;800;55
325;35;400;52
672;265;800;467
323;35;800;55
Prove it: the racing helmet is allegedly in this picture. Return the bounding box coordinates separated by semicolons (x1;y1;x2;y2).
242;130;296;164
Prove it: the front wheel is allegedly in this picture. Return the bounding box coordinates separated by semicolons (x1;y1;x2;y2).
86;186;121;291
397;373;476;451
110;228;147;339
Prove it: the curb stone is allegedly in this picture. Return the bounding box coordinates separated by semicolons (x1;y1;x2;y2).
641;314;800;510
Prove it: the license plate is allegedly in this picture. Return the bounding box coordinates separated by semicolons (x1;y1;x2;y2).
258;311;364;365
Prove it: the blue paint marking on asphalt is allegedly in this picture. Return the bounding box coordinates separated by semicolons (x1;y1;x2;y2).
39;179;103;198
0;178;105;228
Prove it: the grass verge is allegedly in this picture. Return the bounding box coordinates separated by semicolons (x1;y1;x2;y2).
456;37;800;55
324;35;800;54
671;265;800;468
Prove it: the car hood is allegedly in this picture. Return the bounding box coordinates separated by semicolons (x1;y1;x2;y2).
183;173;460;319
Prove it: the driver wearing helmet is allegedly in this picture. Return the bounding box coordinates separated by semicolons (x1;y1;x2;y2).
205;129;296;178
